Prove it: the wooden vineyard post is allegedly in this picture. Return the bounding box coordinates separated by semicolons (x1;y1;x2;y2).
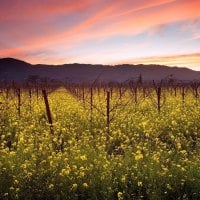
29;89;32;111
110;88;113;99
181;86;185;104
36;85;39;101
157;86;161;113
82;87;85;108
42;89;65;151
90;87;93;126
119;86;122;99
6;87;9;99
174;86;177;97
16;88;21;117
134;86;138;105
106;90;110;138
153;80;163;113
76;88;79;99
98;86;100;96
42;89;53;134
191;82;199;102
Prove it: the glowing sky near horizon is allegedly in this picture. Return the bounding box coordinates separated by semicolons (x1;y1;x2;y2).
0;0;200;70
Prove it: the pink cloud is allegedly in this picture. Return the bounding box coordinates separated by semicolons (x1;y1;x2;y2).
0;0;94;21
1;0;200;65
29;0;200;45
193;33;200;40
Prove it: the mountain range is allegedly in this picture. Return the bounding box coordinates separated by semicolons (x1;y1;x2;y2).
0;58;199;84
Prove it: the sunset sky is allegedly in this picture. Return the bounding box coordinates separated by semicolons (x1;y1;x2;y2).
0;0;200;70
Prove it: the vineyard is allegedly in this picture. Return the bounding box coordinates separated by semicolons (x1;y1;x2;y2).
0;81;200;199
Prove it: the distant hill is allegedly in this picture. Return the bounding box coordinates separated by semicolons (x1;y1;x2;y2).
0;57;199;83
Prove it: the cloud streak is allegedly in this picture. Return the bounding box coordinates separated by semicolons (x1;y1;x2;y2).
0;0;94;21
126;53;200;71
0;0;200;69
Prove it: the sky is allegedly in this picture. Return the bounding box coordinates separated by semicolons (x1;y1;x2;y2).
0;0;200;70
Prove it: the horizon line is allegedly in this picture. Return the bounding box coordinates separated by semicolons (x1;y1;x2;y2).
1;56;200;72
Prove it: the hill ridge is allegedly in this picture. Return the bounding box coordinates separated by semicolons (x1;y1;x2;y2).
0;57;199;83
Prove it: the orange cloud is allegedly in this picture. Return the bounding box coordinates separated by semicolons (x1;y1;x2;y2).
123;53;200;71
0;47;26;58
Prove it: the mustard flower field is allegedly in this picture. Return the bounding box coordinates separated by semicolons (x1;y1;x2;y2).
0;86;199;199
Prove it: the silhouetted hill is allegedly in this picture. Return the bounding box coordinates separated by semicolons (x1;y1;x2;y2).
0;58;199;83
